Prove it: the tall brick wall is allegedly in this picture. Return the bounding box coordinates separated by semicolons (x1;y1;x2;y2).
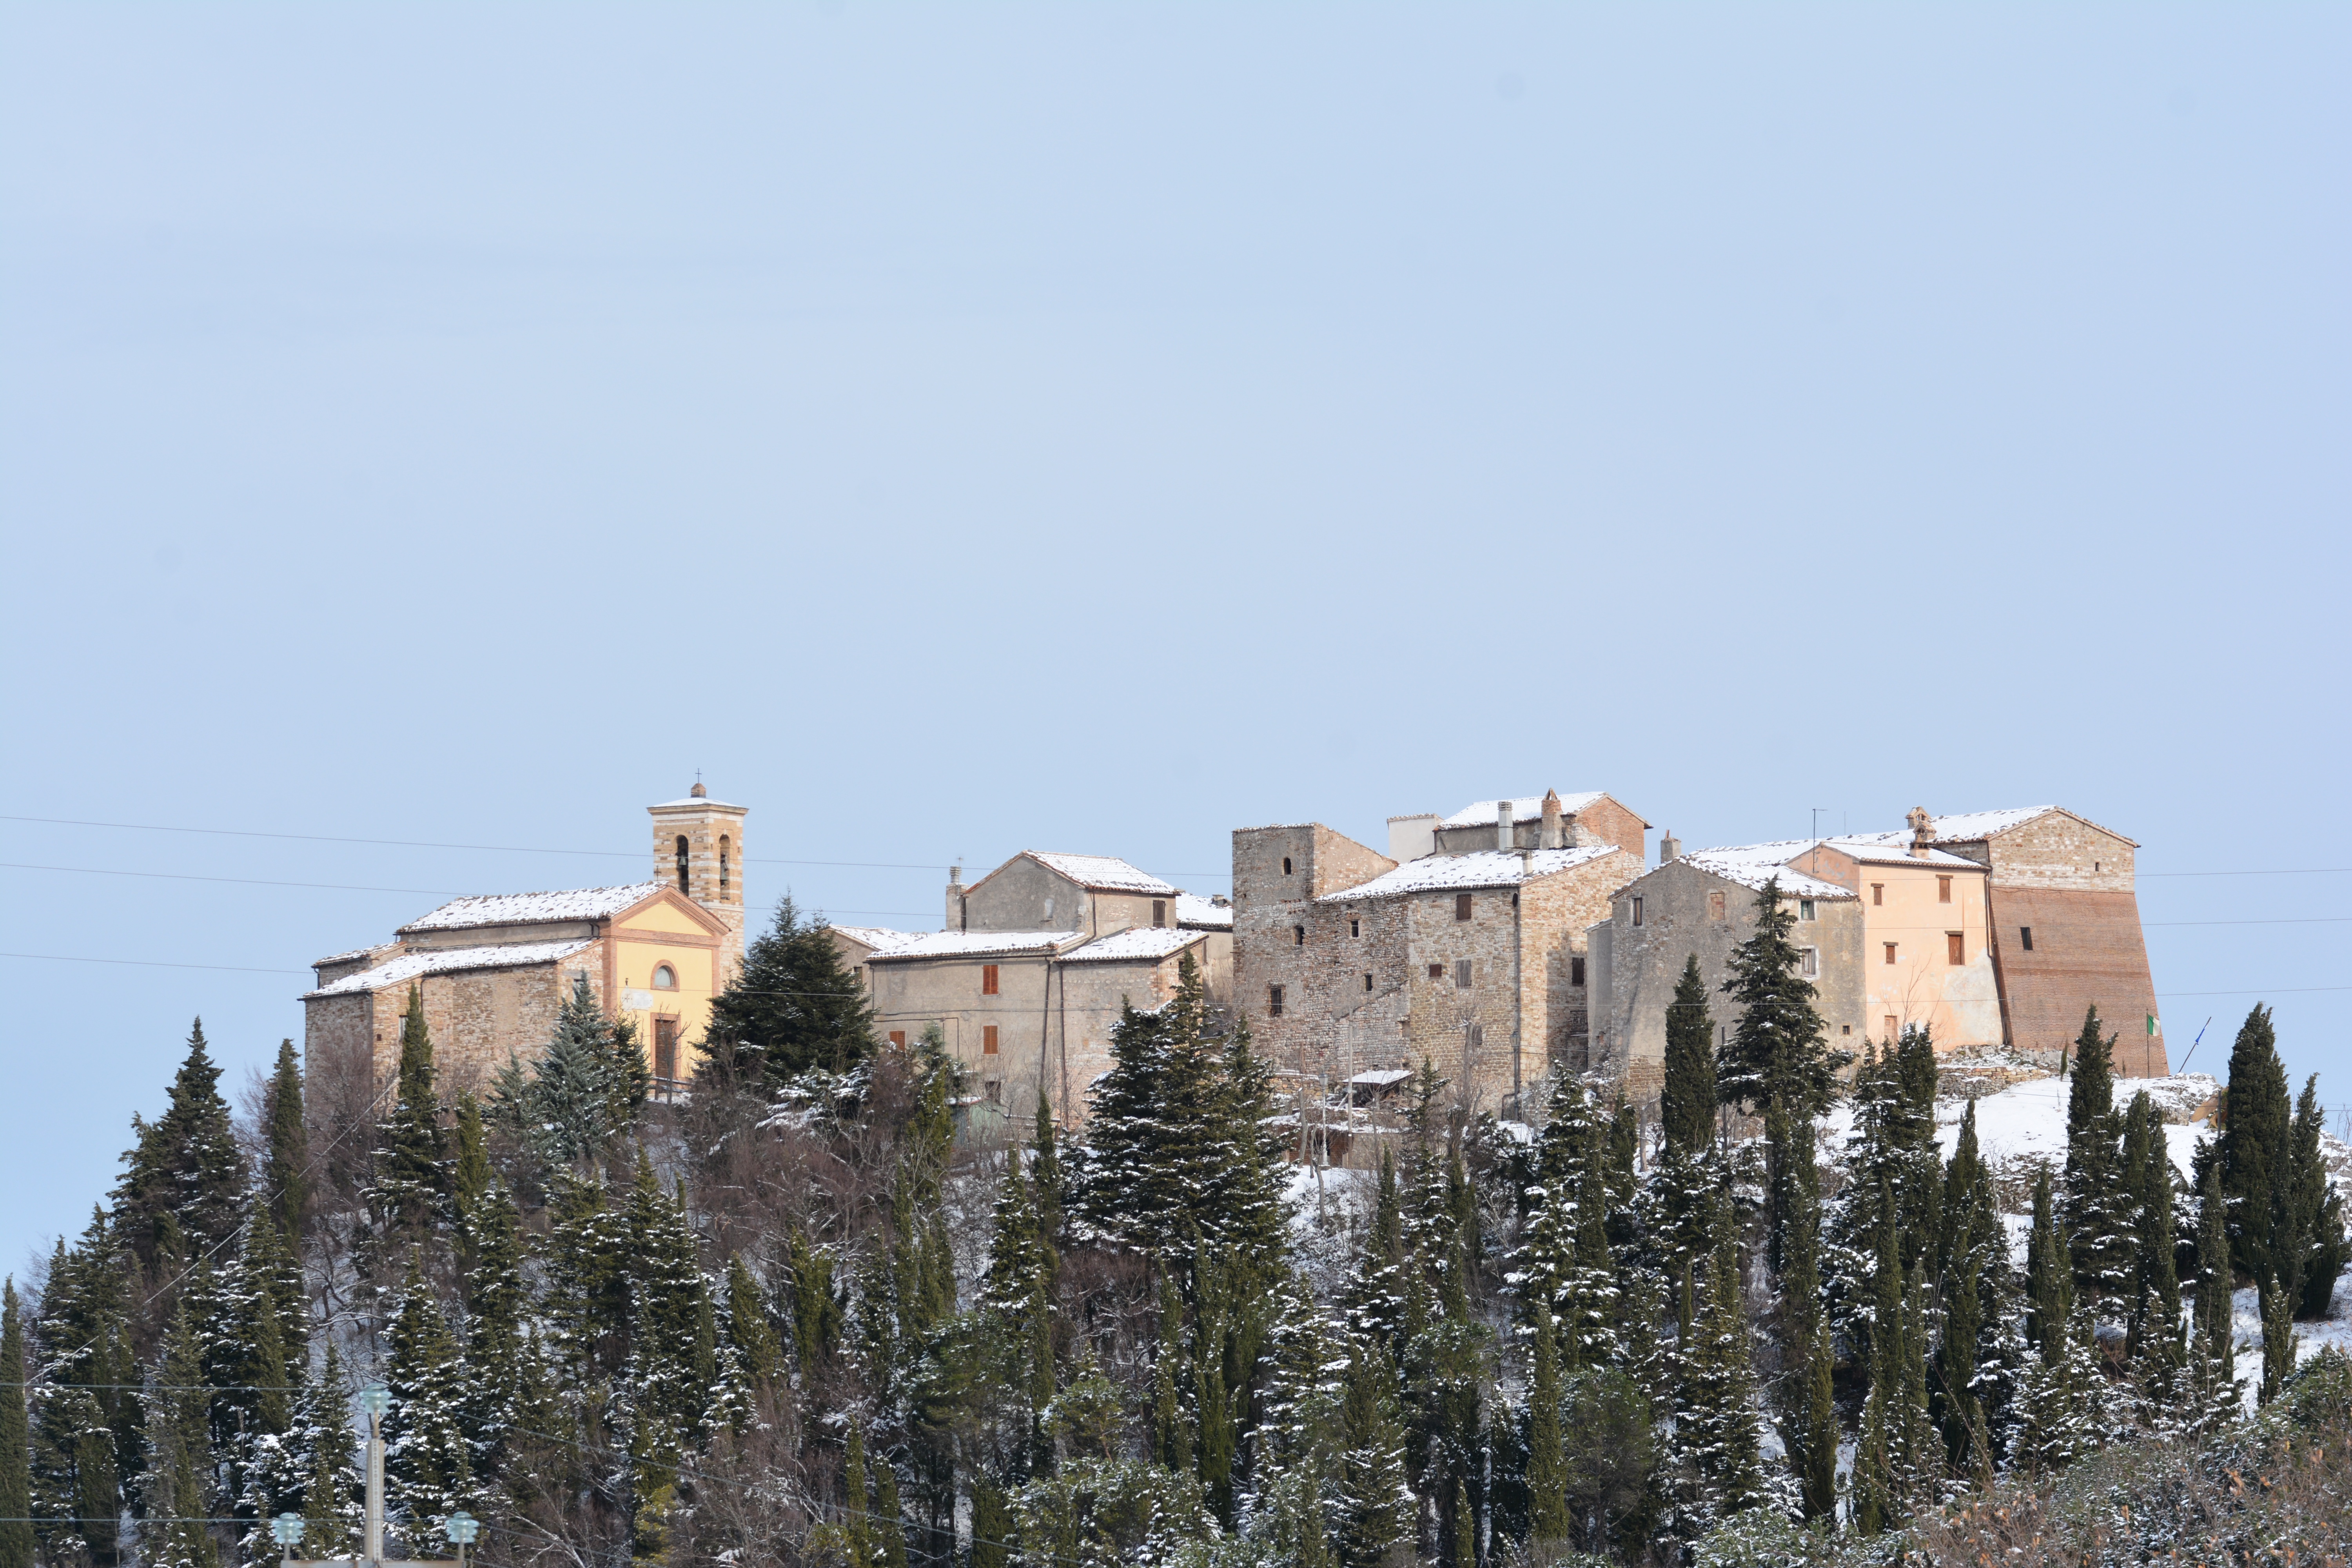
1576;797;1649;858
1985;887;2167;1074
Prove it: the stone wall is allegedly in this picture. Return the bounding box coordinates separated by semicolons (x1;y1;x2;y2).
962;857;1171;939
1232;824;1398;1075
1972;811;2136;893
305;958;580;1091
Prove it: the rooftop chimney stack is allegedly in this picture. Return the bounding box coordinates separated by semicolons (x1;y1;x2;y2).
1539;788;1564;850
946;865;965;929
1497;799;1515;853
1907;807;1934;858
1659;831;1681;864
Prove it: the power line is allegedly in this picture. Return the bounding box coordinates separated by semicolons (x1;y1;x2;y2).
2142;867;2352;877
0;951;307;975
2145;916;2352;927
2;861;466;896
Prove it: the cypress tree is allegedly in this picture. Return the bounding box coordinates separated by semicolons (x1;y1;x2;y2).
1332;1338;1410;1568
2219;1004;2291;1282
1674;1198;1766;1521
2289;1075;2350;1319
704;896;878;1083
1029;1085;1064;1242
2024;1165;2069;1355
371;987;448;1237
144;1301;218;1568
1523;1305;1568;1545
458;1180;529;1473
722;1256;782;1391
449;1092;490;1230
262;1039;308;1244
0;1283;32;1568
1776;1114;1836;1523
840;1425;874;1568
1661;955;1716;1163
2062;1007;2132;1303
382;1257;473;1530
2120;1092;2182;1363
298;1344;359;1559
114;1020;247;1269
622;1155;714;1439
783;1225;840;1373
2192;1160;2239;1417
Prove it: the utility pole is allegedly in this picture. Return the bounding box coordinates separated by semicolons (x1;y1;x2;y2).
362;1385;389;1564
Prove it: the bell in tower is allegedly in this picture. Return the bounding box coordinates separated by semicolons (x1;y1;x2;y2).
648;780;751;980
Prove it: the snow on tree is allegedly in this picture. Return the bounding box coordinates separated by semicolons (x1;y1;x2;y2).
113;1019;247;1270
704;894;879;1083
369;986;450;1240
382;1254;476;1534
261;1037;308;1243
0;1283;33;1568
2061;1006;2134;1305
142;1301;218;1568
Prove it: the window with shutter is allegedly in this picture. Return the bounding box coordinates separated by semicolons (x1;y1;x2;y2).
1947;932;1964;965
1884;943;1898;965
1455;893;1473;921
1872;883;1884;906
981;964;1000;996
982;1025;1000;1054
1454;960;1472;989
1152;900;1166;927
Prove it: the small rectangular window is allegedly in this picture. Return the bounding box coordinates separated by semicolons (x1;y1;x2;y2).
1632;896;1644;927
1937;876;1953;904
984;1077;1002;1103
1799;899;1816;921
1349;916;1361;938
1268;984;1285;1016
1800;947;1819;978
1947;932;1964;965
981;963;1000;996
1454;960;1473;989
1871;883;1884;906
1571;955;1586;986
1884;1014;1898;1038
2020;925;2034;952
1363;973;1373;991
1884;942;1898;965
982;1024;1000;1055
1708;890;1725;920
1294;924;1306;946
1282;856;1293;874
1152;900;1166;927
1427;963;1444;980
889;1029;907;1048
1455;893;1473;922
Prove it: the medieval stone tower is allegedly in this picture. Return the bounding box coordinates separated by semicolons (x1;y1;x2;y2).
649;783;750;981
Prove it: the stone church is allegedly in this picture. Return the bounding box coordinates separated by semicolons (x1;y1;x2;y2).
302;786;748;1091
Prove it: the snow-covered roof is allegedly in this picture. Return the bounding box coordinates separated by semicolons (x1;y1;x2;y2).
1808;838;1987;872
1348;1068;1412;1087
831;925;922;955
1846;806;2137;850
1675;842;1856;901
311;946;378;968
302;939;593;998
1438;792;1606;829
648;795;745;810
1061;927;1205;963
867;929;1083;961
1318;845;1621;902
398;882;664;934
1174;893;1232;930
1021;852;1180;896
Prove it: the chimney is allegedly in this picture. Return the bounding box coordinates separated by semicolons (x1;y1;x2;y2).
946;864;965;929
1497;799;1514;853
1907;806;1933;859
1539;788;1563;850
1659;831;1681;864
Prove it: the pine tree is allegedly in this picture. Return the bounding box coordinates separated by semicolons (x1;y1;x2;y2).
495;978;648;1168
1674;1199;1767;1524
371;987;448;1237
1661;954;1717;1163
704;896;879;1083
622;1154;715;1442
2219;1003;2291;1283
114;1020;247;1269
458;1180;530;1474
0;1283;33;1568
263;1039;308;1243
544;1167;630;1385
1717;878;1842;1118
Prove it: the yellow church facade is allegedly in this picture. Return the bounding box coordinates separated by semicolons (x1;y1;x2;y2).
303;786;749;1091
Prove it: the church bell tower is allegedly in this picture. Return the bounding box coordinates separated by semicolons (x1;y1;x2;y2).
648;782;750;979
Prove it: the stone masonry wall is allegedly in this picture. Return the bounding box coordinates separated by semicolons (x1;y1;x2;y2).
1977;811;2136;893
1232;824;1397;1076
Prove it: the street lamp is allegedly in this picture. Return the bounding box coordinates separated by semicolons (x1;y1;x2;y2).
445;1511;480;1568
270;1513;304;1565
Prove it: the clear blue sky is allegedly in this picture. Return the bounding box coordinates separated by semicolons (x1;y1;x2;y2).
3;4;2346;1276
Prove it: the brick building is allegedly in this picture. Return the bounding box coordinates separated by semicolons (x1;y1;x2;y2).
1234;790;1645;1115
302;784;748;1090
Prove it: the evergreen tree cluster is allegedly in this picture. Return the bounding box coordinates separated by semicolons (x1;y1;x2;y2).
4;887;2348;1568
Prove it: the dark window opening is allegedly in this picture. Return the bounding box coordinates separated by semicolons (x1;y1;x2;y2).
1293;925;1306;946
1349;916;1360;938
1363;973;1374;992
984;1077;1002;1102
2020;925;2034;952
1800;947;1819;978
1152;899;1166;927
719;836;731;896
1454;959;1472;989
1269;984;1285;1017
1632;896;1644;927
1571;955;1586;986
1841;1024;1852;1035
1427;963;1444;980
675;835;690;894
1454;893;1473;921
1799;899;1817;921
1282;856;1293;875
